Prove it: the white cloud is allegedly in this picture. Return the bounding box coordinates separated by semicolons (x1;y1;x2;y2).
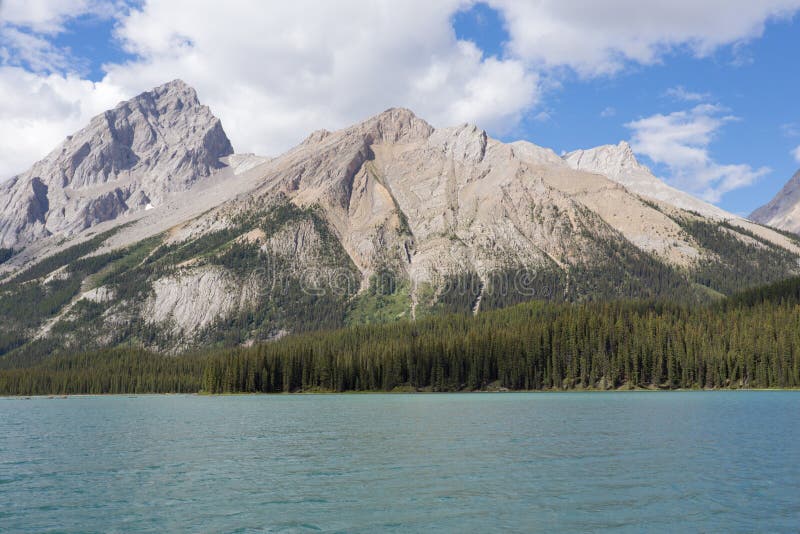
0;1;132;177
626;104;769;202
0;26;75;73
0;1;120;75
0;67;126;177
1;0;799;182
600;106;616;118
97;0;540;155
488;0;800;76
0;0;119;33
664;86;710;102
792;145;800;163
0;0;540;176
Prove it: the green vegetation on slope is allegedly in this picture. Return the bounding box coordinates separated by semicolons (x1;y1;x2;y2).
674;216;800;294
346;269;412;325
0;201;363;363
725;276;800;308
7;227;122;285
0;228;129;360
2;193;800;372
3;276;800;395
565;234;699;302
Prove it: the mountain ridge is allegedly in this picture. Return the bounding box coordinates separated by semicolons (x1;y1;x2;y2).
564;141;735;221
1;81;799;361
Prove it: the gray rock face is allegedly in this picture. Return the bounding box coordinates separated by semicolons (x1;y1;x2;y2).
236;109;707;281
751;170;800;234
564;141;733;221
0;79;233;249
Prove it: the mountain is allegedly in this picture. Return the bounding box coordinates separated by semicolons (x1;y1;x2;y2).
750;169;800;234
0;81;799;362
564;141;734;220
0;79;233;251
564;141;798;250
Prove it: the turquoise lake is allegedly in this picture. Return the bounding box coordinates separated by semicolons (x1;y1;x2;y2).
1;392;799;532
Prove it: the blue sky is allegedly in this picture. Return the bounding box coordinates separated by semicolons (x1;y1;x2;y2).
1;0;799;216
49;13;134;81
453;3;800;215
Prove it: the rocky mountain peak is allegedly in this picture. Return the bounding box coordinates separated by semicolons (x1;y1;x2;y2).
563;141;647;178
150;78;196;98
115;79;202;122
563;140;736;221
750;169;800;234
360;107;434;144
0;80;234;249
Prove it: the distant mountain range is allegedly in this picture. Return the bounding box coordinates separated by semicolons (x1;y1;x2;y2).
1;80;799;361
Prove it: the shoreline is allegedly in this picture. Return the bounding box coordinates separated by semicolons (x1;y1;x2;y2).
3;387;800;399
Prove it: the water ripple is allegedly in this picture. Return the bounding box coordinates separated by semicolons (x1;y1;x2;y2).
0;392;799;532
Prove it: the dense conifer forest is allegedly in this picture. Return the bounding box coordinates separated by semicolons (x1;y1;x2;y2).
2;277;800;395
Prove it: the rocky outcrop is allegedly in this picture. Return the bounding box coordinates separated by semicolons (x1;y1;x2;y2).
751;170;800;234
145;266;257;339
564;141;733;220
0;79;233;249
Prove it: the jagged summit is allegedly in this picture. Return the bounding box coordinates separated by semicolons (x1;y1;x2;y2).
564;141;649;177
152;78;194;93
751;170;800;234
298;108;433;150
0;80;233;249
563;140;734;221
302;129;332;145
126;78;198;107
356;107;434;144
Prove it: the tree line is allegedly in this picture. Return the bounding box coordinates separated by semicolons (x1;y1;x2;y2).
3;277;800;395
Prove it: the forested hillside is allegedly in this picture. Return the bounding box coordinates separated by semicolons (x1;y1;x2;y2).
3;86;800;361
3;277;799;395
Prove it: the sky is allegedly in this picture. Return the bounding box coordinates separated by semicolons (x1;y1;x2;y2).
1;1;799;216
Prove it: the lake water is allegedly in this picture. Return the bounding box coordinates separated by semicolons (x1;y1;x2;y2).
1;392;799;533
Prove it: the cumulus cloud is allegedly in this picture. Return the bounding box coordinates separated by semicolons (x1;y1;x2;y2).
0;0;122;75
0;0;541;175
0;67;126;177
489;0;800;76
0;1;132;176
792;145;800;163
0;26;75;73
103;0;540;156
0;0;119;33
626;104;769;202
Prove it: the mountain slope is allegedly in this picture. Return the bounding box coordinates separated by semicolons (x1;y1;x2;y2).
0;79;233;251
564;142;732;220
565;141;800;252
751;169;800;234
0;86;799;362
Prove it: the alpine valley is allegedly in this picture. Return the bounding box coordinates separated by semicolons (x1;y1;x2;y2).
1;79;800;372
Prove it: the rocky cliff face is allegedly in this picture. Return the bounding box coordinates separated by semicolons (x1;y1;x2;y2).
751;170;800;234
246;110;769;282
0;79;233;249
